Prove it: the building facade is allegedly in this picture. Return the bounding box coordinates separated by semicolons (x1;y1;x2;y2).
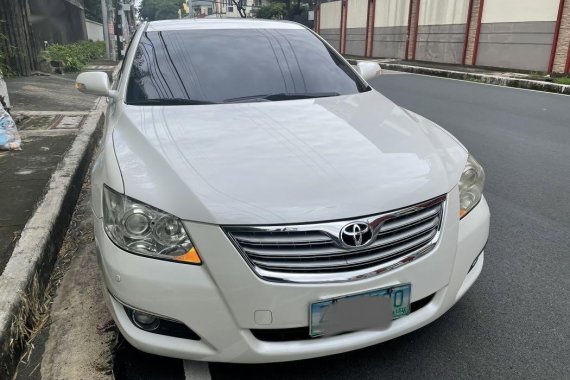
1;0;136;75
316;0;570;74
189;0;267;19
29;0;88;48
0;0;38;76
0;0;89;75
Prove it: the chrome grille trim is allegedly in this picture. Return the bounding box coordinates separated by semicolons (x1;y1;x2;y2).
223;195;447;283
232;232;332;245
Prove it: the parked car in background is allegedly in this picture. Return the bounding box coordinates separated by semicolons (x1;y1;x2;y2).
76;19;489;363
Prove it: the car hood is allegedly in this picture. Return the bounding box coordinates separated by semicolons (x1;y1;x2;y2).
112;90;467;225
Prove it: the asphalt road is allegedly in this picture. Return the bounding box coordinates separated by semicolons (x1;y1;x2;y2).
115;73;570;379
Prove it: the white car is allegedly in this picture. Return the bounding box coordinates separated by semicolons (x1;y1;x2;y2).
77;19;489;363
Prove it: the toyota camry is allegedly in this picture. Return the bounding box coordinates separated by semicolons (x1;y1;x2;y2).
76;19;490;363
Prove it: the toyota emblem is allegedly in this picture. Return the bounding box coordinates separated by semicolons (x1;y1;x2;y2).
340;222;373;247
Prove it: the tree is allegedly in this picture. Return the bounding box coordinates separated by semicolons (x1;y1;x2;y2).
231;0;247;18
140;0;184;21
84;0;103;23
256;3;285;19
256;0;305;22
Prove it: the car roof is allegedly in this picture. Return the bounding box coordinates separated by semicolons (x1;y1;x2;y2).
146;19;306;32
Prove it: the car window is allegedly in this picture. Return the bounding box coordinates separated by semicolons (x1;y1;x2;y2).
126;28;367;105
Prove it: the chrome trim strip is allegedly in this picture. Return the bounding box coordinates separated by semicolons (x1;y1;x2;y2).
233;232;333;245
223;194;447;284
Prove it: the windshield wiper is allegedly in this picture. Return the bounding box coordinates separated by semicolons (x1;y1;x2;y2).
223;92;340;103
128;98;218;106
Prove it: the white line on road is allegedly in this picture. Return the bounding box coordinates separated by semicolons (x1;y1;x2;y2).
184;360;212;380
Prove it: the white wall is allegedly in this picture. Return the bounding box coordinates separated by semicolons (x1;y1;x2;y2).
347;0;368;28
375;0;410;28
419;0;469;25
320;1;342;29
0;75;9;109
482;0;559;23
225;4;241;18
85;20;104;42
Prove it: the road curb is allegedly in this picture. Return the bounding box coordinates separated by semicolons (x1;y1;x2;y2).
349;59;570;95
0;98;105;378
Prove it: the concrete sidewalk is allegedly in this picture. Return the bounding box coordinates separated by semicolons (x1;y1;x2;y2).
0;60;118;378
346;58;570;95
0;72;99;274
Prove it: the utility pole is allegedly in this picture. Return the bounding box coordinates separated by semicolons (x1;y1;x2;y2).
116;4;123;60
101;0;111;58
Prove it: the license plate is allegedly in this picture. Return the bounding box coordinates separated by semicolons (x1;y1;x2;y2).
309;284;411;337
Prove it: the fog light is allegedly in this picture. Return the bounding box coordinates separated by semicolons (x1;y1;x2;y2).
121;304;200;340
132;310;160;331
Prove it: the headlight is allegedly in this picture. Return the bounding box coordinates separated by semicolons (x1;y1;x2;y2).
458;154;485;219
103;185;201;264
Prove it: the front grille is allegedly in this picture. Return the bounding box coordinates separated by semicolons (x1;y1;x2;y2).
224;195;446;283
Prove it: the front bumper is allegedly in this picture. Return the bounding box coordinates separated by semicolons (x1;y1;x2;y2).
95;192;490;363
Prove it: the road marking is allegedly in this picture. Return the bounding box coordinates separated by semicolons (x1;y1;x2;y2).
384;70;570;97
183;360;212;380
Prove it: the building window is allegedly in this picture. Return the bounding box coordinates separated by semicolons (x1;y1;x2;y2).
228;6;234;12
208;7;213;14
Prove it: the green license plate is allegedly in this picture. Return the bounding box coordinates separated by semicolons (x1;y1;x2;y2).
309;284;411;337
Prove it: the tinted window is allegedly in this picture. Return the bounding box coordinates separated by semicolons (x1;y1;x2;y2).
126;28;367;104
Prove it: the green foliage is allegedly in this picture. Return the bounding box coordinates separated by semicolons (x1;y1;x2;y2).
84;0;103;22
140;0;184;21
256;3;286;19
42;41;106;72
554;77;570;85
256;0;309;25
0;33;13;77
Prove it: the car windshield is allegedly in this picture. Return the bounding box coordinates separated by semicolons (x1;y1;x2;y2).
126;27;368;105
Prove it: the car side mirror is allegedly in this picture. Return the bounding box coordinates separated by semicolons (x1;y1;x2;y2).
356;61;382;81
75;71;117;98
